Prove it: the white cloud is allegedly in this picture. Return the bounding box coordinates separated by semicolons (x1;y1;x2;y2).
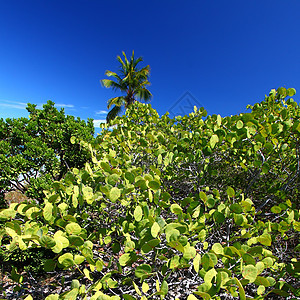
93;119;106;127
0;100;27;110
96;110;108;114
0;100;75;110
56;103;75;108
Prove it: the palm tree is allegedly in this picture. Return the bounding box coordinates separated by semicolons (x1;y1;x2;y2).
101;51;152;122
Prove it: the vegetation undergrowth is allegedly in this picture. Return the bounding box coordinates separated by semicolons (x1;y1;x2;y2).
0;87;299;299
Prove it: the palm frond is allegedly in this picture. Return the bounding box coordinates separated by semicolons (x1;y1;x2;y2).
122;51;130;68
107;96;126;109
100;79;125;92
132;57;143;69
106;105;122;123
135;88;152;102
104;70;122;81
117;55;127;72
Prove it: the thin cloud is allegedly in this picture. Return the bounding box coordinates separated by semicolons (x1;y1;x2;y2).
0;100;75;111
0;100;28;110
56;103;75;108
93;119;106;127
95;110;108;114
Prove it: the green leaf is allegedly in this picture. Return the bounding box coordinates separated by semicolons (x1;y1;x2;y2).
204;268;217;283
230;203;243;214
234;278;246;300
68;235;84;246
242;265;258;283
142;282;150;293
81;246;93;259
51;238;67;253
202;253;218;270
45;295;59;300
168;255;180;269
234;213;244;226
123;295;136;300
255;276;270;287
61;288;78;300
267;289;289;297
84;268;93;281
256;261;265;274
107;174;120;186
206;197;215;208
72;193;78;208
209;134;219;148
236;120;244;129
168;240;184;253
257;285;265;295
134;205;143;221
44;259;56;272
183;245;196;260
192;292;211;300
135;264;152;279
66;223;82;235
25;207;40;219
262;257;274;268
170;203;183;215
43;202;54;222
213;211;225;224
0;208;16;221
199;191;207;202
148;180;160;190
124;240;135;252
226;187;235;197
193;253;201;273
40;235;56;248
212;243;224;255
104;235;111;244
58;253;74;268
119;253;131;266
247;246;263;256
74;255;85;265
242;253;256;265
151;222;160;238
159;280;168;295
287;88;296;96
100;161;111;173
141;239;160;253
257;233;272;246
125;172;135;183
109;187;121;202
71;279;80;289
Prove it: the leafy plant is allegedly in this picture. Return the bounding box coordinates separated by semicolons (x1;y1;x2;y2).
0;100;94;206
0;87;299;299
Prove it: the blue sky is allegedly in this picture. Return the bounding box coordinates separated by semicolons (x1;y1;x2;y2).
1;0;300;131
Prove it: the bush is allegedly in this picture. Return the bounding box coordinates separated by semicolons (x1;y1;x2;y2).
0;100;94;207
0;88;299;299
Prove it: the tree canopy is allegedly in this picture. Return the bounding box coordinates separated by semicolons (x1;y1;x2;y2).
0;100;94;206
101;51;152;122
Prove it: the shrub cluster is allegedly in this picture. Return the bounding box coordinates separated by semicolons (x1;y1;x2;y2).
0;87;299;299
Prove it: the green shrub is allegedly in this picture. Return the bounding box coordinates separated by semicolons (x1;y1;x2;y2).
0;87;299;299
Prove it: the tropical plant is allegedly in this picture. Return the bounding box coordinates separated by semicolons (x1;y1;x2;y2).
0;88;299;299
101;51;152;122
0;100;95;206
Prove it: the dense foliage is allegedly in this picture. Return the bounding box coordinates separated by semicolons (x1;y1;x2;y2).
101;51;152;122
0;101;94;206
0;88;299;299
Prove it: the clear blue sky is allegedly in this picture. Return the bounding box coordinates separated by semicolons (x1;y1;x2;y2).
1;0;300;129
